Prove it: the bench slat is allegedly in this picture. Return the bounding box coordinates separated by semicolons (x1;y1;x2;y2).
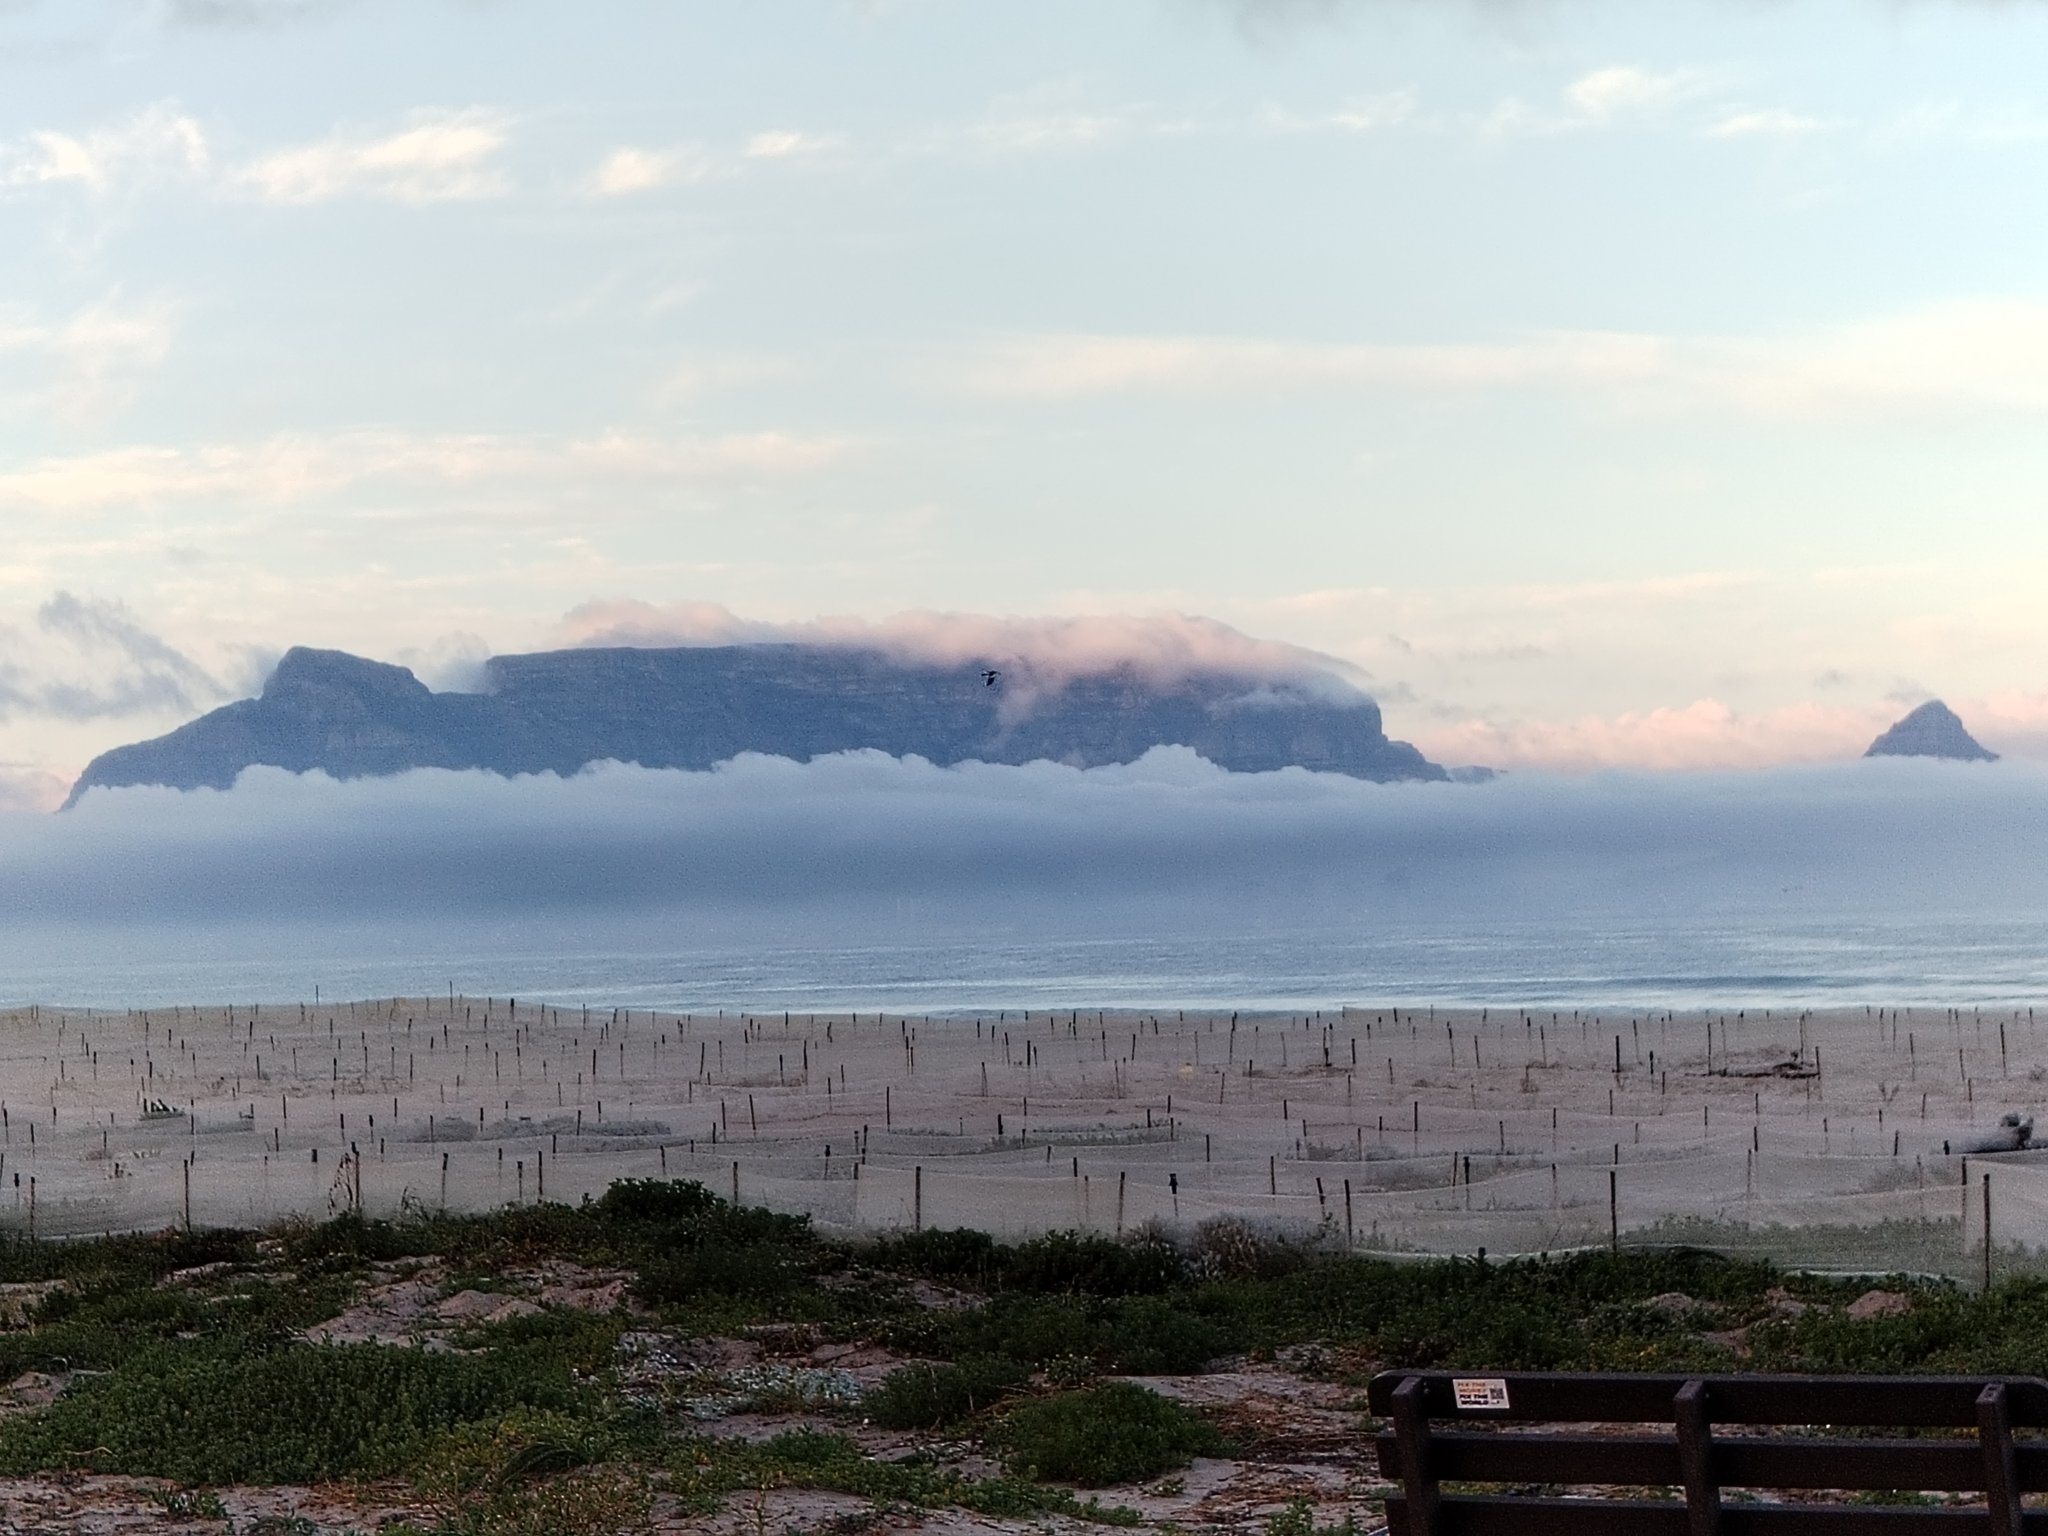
1367;1374;2048;1427
1378;1431;2048;1492
1378;1428;1680;1485
1388;1495;2048;1535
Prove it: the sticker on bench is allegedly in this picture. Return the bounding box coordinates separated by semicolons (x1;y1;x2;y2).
1452;1378;1511;1411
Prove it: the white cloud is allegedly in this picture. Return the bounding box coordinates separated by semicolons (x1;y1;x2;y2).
972;108;1135;153
1564;65;1708;122
550;602;1361;698
1705;107;1832;140
162;0;354;23
0;429;856;513
587;143;720;196
947;299;2048;424
651;353;802;406
945;84;1185;156
0;103;208;194
234;108;512;204
1704;299;2048;420
1881;103;2048;147
1415;699;1892;774
1258;91;1419;135
743;130;842;160
0;296;176;424
949;329;1669;399
1478;66;1716;140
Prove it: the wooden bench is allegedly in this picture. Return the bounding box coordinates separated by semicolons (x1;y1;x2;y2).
1367;1370;2048;1533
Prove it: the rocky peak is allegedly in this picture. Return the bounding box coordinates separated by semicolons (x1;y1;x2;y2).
263;647;431;704
1864;700;1998;763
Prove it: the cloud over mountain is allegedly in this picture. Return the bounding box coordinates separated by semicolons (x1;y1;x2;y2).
34;750;2048;941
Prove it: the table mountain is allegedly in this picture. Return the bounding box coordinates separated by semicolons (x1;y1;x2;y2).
1863;699;1999;762
64;643;1447;805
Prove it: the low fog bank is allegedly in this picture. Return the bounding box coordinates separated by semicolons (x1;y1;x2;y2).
22;748;2048;938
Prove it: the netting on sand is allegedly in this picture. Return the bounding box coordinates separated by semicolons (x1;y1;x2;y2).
3;997;2045;1277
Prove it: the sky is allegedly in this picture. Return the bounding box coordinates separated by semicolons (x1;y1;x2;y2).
6;0;2048;807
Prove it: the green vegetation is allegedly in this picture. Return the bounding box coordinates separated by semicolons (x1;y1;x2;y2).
404;1409;656;1536
1267;1495;1362;1536
994;1382;1224;1486
665;1428;1141;1525
0;1337;608;1483
864;1357;1030;1429
0;1181;2023;1530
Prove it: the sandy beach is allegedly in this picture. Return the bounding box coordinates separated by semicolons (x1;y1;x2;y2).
0;996;2038;1273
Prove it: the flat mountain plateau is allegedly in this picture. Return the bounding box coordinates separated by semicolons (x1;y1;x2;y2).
67;645;1445;805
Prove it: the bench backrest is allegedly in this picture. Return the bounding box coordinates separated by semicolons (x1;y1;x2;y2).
1367;1370;2048;1535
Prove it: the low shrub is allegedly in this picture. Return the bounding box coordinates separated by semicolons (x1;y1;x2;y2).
865;1227;1002;1287
279;1211;429;1267
633;1239;809;1305
663;1428;1141;1524
995;1382;1222;1487
864;1357;1029;1429
1002;1232;1183;1297
1187;1217;1307;1283
412;1407;653;1536
866;1228;1184;1297
1266;1495;1360;1536
0;1339;589;1484
591;1178;725;1228
910;1293;1229;1374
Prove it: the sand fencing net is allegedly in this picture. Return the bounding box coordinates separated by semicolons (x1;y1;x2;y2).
2;997;2044;1279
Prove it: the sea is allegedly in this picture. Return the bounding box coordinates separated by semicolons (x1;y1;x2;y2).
8;913;2048;1014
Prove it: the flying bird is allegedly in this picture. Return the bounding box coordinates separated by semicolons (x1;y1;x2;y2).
981;669;1000;687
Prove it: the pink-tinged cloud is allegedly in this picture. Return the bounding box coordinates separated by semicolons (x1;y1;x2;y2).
1966;691;2048;758
550;600;1370;699
1413;699;1907;774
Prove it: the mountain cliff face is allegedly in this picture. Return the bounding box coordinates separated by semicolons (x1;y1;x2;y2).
1864;700;1999;763
64;644;1446;804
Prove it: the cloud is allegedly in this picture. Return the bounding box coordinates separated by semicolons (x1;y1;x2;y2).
969;108;1137;153
586;143;719;197
934;84;1187;157
1960;690;2048;760
1564;65;1707;121
550;601;1366;699
0;766;68;816
0;103;208;194
0;294;176;423
0;428;855;512
948;329;1667;399
743;130;842;160
1194;0;1504;45
584;131;837;197
1705;107;1833;140
1204;0;1356;36
159;0;356;23
946;300;2048;422
1473;65;1715;140
234;108;512;204
1881;103;2048;146
0;591;227;731
1413;699;1897;774
1257;92;1420;134
392;630;492;693
650;353;803;406
28;755;2048;994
